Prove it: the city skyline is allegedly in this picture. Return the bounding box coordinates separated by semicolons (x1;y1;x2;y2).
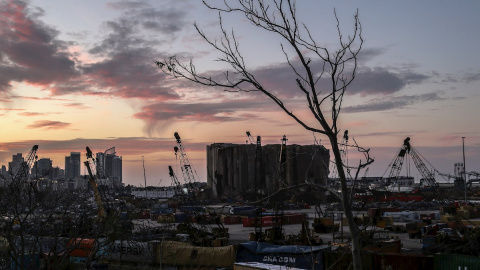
1;0;480;186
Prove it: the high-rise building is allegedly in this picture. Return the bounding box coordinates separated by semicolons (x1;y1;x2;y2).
112;155;122;187
1;165;6;186
103;149;122;188
65;152;81;179
32;158;53;178
96;152;105;178
8;153;24;177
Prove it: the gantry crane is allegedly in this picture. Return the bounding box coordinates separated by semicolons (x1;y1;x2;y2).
10;145;38;186
387;137;438;188
173;132;201;193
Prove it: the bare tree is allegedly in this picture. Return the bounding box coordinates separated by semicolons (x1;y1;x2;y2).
157;1;373;269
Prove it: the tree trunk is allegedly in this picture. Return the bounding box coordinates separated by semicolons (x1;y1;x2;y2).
331;136;363;270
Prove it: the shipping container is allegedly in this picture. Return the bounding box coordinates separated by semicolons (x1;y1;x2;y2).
11;254;40;270
283;214;307;225
223;215;242;225
138;211;150;219
235;241;330;270
67;238;95;258
234;262;304;269
367;207;399;218
174;212;188;223
231;206;259;215
102;240;154;264
434;253;480;270
161;240;235;268
243;216;283;227
373;253;433;270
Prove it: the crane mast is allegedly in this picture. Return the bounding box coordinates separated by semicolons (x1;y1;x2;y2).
11;145;39;185
168;165;184;197
85;146;107;219
387;137;438;188
388;137;410;181
174;132;200;190
246;131;256;144
409;146;437;187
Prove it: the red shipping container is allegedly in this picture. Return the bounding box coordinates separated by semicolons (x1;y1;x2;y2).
242;216;282;227
67;238;95;258
283;214;306;225
223;215;241;225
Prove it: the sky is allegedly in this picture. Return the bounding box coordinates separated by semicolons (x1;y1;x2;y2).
1;0;479;187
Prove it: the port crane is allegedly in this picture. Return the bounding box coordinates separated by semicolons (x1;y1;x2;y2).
246;131;256;144
10;145;38;187
168;165;184;197
84;147;107;219
387;137;438;188
173;132;201;193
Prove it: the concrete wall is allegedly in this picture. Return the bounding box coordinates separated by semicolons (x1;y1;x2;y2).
206;143;329;199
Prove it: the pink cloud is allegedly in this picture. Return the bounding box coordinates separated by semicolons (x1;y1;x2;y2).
26;120;71;130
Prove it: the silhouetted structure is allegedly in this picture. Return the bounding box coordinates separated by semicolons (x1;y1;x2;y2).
206;142;329;199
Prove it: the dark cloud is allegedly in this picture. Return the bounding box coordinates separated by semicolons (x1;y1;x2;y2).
26;120;71;129
350;67;429;96
135;99;263;122
134;98;268;135
77;48;180;100
0;0;185;103
106;1;149;10
463;72;480;83
89;3;187;56
343;93;443;113
224;59;431;100
0;0;78;92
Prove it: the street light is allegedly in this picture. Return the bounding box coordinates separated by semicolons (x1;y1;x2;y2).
462;137;466;204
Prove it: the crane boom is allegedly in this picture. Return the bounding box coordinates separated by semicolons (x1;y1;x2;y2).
387;137;438;188
174;132;200;187
12;145;39;184
85;146;107;219
388;137;410;180
168;165;183;196
409;147;438;187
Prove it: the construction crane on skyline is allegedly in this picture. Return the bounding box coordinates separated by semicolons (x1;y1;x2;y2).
174;132;201;191
246;131;256;144
169;165;184;197
10;145;38;186
85;147;107;219
386;137;438;188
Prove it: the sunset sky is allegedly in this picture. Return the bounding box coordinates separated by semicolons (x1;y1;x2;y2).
1;0;479;187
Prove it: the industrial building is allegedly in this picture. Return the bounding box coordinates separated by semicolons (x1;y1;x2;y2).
206;139;329;200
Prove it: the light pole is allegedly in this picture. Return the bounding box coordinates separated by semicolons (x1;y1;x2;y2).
462;137;466;203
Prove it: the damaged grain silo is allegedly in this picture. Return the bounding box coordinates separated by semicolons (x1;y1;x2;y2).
206;137;329;202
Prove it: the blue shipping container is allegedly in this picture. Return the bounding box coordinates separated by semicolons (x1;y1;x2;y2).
11;254;40;270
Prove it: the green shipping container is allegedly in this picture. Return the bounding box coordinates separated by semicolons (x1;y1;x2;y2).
434;253;480;270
